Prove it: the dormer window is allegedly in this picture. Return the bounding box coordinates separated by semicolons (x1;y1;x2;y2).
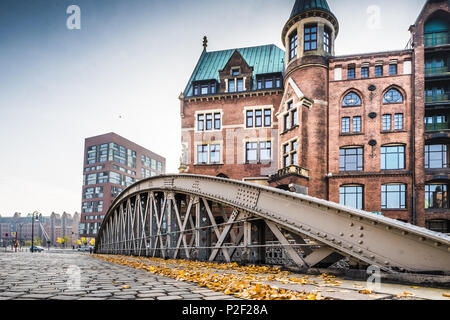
193;81;217;96
256;73;282;90
304;24;317;51
229;80;236;93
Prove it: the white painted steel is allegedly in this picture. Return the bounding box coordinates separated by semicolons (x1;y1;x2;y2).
95;175;450;273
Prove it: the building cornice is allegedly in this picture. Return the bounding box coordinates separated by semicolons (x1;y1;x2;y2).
182;89;284;103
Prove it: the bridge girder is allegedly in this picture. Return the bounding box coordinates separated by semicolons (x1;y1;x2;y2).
95;175;450;274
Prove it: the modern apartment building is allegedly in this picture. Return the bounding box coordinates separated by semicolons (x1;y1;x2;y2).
80;132;166;237
179;0;450;234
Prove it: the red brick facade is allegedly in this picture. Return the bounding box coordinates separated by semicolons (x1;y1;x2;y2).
180;0;450;234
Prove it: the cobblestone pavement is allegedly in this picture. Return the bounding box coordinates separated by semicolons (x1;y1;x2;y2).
0;251;239;300
0;251;449;301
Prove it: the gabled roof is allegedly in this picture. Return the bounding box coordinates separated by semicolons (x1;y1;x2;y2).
290;0;332;19
183;44;285;97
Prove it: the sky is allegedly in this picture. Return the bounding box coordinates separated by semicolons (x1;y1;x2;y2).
0;0;425;216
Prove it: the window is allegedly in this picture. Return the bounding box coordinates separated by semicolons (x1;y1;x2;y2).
255;110;262;128
426;220;449;234
342;92;362;107
361;65;369;78
206;114;213;130
381;184;406;209
228;79;235;93
347;66;355;79
83;187;104;199
353;116;362;133
193;81;216;96
197;145;208;164
340;185;364;210
246;108;271;128
256;74;282;90
395;114;404;130
324;28;331;53
157;161;163;172
259;141;272;162
246;142;258;163
389;63;398;75
425;144;448;169
375;64;383;77
381;145;405;170
289;30;298;60
383;88;403;104
425;115;448;131
342;117;350;133
382;114;392;131
246;111;254;128
425;184;448;209
304;24;317;51
246;141;271;163
197;113;221;131
283;140;298;167
232;68;240;76
284;101;298;131
209;145;221;164
237;78;244;92
214;113;221;130
264;109;271;127
340;147;364;172
197;144;221;165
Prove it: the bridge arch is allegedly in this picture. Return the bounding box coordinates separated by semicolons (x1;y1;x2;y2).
95;175;450;274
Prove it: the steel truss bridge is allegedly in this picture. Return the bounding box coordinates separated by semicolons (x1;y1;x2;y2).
95;175;450;274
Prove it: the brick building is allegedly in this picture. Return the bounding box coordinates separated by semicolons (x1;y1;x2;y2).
0;212;80;247
80;133;166;237
179;0;450;234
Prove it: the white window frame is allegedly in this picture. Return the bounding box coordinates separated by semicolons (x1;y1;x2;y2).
194;141;224;165
243;105;274;129
195;109;223;133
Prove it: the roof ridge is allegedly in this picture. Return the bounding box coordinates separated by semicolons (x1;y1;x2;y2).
205;43;282;54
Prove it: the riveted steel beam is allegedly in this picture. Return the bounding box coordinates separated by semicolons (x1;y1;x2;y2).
95;175;450;274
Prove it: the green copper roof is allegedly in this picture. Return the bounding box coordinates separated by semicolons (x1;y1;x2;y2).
183;44;285;97
290;0;331;19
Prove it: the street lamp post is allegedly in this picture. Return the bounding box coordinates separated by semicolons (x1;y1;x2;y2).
30;211;39;253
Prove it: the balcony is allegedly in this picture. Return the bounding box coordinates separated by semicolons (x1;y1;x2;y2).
425;66;450;78
425;32;450;47
268;165;309;183
426;93;450;106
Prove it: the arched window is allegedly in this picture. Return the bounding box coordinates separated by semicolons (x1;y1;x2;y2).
342;92;362;107
424;14;449;47
383;88;403;104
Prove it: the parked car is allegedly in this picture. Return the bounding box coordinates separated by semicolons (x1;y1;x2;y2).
77;246;94;252
30;246;44;252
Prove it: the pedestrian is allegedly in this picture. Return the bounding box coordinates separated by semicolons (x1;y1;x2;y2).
89;247;93;254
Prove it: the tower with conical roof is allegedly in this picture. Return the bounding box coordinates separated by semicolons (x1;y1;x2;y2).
274;0;339;199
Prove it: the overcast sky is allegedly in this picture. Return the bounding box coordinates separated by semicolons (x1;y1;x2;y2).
0;0;425;216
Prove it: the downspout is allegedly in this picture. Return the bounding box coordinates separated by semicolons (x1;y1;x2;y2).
411;43;416;226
